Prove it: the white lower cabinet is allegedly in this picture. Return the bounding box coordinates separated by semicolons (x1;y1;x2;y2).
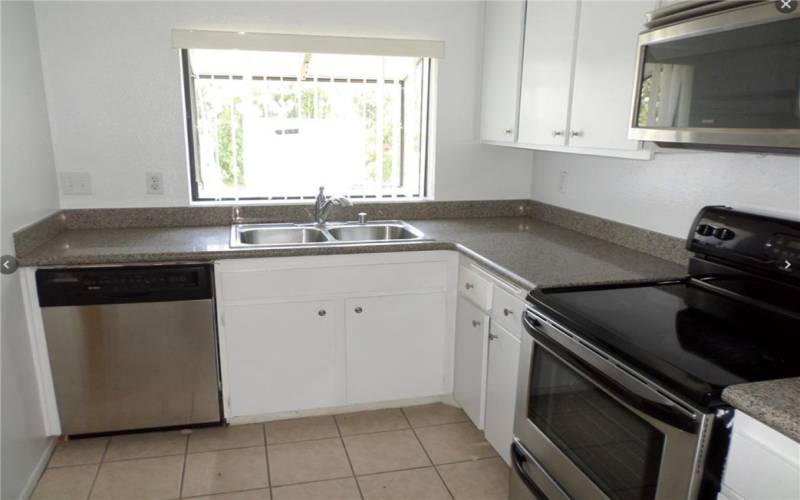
721;411;800;500
222;299;346;417
454;295;490;429
216;252;454;421
346;293;447;405
484;322;520;465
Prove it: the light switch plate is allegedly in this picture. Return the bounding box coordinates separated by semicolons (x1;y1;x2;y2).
60;172;92;195
146;172;164;195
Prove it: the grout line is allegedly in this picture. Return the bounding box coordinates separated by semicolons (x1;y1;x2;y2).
183;487;267;499
85;438;111;500
186;442;272;455
400;409;455;500
333;413;364;500
177;433;190;499
262;423;272;491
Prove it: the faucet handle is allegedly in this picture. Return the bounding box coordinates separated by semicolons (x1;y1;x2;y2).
358;212;368;224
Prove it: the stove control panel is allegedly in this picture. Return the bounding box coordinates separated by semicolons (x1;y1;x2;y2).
689;206;800;279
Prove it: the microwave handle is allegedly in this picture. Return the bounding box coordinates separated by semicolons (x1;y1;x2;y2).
524;309;700;433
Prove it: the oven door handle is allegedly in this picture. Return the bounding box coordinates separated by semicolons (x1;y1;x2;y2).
524;309;700;433
511;441;570;500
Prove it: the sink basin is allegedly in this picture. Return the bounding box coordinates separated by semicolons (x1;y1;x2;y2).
230;220;427;247
327;223;424;242
236;226;330;246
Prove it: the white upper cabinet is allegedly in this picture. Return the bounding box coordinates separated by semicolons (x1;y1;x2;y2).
480;0;527;143
483;0;654;159
568;0;656;151
517;0;579;147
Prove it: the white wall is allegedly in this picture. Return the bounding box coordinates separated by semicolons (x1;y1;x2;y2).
530;150;800;239
1;2;60;498
33;0;533;209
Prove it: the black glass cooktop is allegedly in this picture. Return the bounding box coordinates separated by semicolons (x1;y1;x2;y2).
530;280;800;408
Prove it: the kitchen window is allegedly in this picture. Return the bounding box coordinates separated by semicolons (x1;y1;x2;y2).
177;31;439;202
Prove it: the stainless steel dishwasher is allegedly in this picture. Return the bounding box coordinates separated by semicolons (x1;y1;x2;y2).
36;265;222;436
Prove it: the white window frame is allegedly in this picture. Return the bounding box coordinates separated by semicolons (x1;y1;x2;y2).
175;30;442;204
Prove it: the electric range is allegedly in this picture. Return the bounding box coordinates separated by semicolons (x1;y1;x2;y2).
511;206;800;500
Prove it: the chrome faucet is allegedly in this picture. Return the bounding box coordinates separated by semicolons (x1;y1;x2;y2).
313;186;353;224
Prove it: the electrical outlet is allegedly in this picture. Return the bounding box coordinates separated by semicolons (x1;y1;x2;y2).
558;171;568;195
60;172;92;195
146;172;164;195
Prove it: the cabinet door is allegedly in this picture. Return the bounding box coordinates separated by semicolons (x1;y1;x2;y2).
223;299;345;417
485;322;521;465
346;293;446;405
517;0;579;146
480;0;526;143
454;296;490;429
568;1;654;151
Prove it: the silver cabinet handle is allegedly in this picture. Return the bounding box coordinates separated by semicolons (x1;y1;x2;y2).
465;283;474;290
354;307;363;314
503;308;513;317
488;332;498;341
318;310;326;317
552;130;564;137
472;320;481;327
504;128;513;135
570;130;584;137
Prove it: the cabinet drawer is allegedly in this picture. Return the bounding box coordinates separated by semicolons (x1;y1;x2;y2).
220;261;447;302
491;286;524;338
458;266;493;311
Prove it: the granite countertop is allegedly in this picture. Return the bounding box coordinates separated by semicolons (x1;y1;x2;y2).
722;377;800;442
17;216;684;289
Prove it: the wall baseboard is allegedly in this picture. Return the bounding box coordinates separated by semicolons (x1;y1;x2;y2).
226;395;452;425
16;437;56;500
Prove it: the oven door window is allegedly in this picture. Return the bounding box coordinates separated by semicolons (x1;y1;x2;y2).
529;347;665;500
635;17;800;130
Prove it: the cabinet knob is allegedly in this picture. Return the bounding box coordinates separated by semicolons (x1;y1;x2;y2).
488;332;499;341
552;130;564;137
318;309;326;317
355;306;363;314
570;130;584;137
465;282;474;290
504;128;513;135
503;308;513;317
472;320;481;328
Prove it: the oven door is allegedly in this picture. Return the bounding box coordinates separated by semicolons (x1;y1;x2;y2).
513;307;713;500
628;2;800;150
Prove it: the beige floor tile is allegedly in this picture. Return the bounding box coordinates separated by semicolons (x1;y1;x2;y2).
343;429;430;475
268;438;352;486
31;464;97;500
335;408;409;436
415;422;496;464
403;403;468;428
438;458;509;500
48;437;108;467
357;467;451;500
271;478;360;500
90;455;183;500
265;415;339;444
188;424;264;453
182;446;268;497
185;488;271;499
105;431;187;461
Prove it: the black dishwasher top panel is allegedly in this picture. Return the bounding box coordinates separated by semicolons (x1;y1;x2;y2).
36;265;213;307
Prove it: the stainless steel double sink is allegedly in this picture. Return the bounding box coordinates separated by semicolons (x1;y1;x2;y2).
230;221;428;248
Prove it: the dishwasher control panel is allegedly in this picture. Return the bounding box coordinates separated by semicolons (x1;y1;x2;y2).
36;265;213;306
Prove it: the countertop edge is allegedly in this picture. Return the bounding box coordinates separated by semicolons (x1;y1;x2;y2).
722;378;800;443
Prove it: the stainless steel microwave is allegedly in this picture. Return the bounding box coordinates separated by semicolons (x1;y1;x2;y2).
629;1;800;151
